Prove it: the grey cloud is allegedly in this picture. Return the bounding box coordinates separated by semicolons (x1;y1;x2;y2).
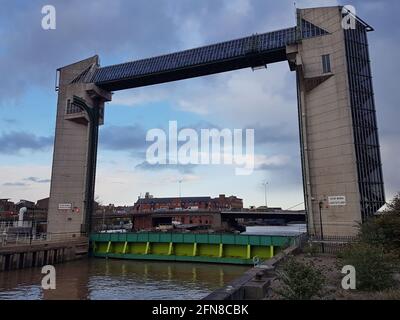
99;121;222;154
0;0;295;105
135;161;196;174
3;182;28;187
23;177;51;184
99;124;147;153
256;163;289;171
250;123;298;145
2;118;17;124
0;131;53;154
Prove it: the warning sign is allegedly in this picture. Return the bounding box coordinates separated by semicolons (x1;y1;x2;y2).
328;196;346;206
58;203;72;210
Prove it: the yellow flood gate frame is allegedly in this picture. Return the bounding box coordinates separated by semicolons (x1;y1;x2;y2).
90;232;297;265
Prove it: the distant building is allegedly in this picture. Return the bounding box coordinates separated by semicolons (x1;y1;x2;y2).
214;194;243;210
36;197;49;211
15;199;35;211
0;199;16;216
95;203;133;215
133;193;243;213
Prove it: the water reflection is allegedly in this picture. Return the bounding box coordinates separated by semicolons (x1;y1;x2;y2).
0;258;249;300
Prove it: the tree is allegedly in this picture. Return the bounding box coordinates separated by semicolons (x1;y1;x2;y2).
385;193;400;214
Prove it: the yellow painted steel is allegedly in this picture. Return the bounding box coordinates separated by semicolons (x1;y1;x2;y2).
90;232;289;264
130;242;147;254
251;245;273;259
106;241;111;253
174;243;193;256
198;244;219;257
122;242;128;254
151;243;170;255
168;242;173;255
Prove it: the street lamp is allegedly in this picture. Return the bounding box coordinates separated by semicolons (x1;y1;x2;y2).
30;208;35;245
318;201;325;253
262;181;268;208
178;180;183;198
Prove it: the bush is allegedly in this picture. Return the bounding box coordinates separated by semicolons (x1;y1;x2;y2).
359;214;400;254
339;243;396;291
275;257;325;300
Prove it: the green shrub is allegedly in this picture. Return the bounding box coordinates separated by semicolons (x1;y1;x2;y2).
275;257;325;300
358;193;400;254
359;214;400;254
339;243;396;291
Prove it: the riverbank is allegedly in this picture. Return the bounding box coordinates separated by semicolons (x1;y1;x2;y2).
267;253;400;300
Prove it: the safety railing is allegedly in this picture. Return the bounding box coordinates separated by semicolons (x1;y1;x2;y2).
0;232;87;247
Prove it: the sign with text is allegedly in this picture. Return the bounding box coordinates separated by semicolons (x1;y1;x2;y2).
58;203;72;210
328;196;346;206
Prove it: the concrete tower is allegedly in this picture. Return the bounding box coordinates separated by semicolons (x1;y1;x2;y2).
287;7;385;236
47;56;111;236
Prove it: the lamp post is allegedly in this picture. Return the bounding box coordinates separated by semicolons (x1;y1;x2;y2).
178;180;183;198
318;201;325;253
30;208;35;245
262;181;268;208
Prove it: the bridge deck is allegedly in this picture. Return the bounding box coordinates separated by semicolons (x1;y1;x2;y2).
71;19;327;91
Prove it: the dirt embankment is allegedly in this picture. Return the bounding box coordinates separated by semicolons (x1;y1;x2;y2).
267;253;400;300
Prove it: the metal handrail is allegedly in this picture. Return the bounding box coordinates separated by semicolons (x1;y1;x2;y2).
1;232;87;247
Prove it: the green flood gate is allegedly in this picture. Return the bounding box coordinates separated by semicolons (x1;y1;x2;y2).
90;232;298;265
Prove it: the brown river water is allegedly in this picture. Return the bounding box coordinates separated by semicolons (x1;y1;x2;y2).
0;258;249;300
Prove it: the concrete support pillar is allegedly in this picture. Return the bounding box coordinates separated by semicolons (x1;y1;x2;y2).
47;56;112;237
286;7;385;237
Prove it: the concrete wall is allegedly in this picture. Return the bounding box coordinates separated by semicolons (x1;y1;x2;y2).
0;239;88;272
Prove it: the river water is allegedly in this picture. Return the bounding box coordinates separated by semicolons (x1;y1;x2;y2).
0;258;249;300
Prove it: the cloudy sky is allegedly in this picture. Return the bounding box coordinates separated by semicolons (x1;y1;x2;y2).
0;0;399;208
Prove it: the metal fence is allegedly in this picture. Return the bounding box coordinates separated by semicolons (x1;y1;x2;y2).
304;235;357;255
0;232;85;247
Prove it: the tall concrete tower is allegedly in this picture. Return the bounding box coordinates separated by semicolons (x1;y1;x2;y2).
287;7;385;236
47;56;111;236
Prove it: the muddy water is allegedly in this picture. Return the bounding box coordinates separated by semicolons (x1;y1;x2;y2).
0;258;249;300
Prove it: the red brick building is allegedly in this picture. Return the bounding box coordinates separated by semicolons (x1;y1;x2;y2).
133;194;243;213
132;212;219;230
0;199;16;217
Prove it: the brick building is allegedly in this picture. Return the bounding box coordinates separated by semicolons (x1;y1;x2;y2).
133;194;243;213
0;199;16;217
